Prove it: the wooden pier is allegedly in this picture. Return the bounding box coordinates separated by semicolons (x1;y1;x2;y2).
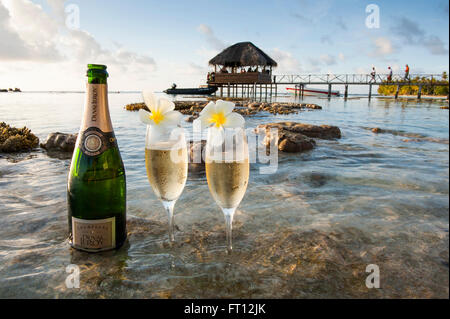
210;73;449;100
273;73;449;99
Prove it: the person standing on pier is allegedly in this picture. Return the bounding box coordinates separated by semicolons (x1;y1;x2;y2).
370;67;376;83
387;66;393;82
404;64;410;81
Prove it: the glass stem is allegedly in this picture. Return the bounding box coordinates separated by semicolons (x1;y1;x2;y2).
162;200;176;242
222;207;236;253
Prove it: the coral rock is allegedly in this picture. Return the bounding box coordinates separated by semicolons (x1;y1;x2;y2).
0;122;39;153
40;132;77;152
257;122;341;140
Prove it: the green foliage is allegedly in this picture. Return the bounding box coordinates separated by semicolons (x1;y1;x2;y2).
378;72;449;96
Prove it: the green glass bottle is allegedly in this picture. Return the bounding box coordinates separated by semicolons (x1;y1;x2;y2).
67;64;126;252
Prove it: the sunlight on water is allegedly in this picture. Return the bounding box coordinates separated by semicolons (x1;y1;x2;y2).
0;92;448;298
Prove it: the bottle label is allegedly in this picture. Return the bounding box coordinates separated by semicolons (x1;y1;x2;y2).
80;127;117;156
81;84;113;133
72;217;116;251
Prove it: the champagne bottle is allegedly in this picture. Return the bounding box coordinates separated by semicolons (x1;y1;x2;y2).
67;64;126;252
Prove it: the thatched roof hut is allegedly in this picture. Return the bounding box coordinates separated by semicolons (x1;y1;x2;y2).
209;42;277;68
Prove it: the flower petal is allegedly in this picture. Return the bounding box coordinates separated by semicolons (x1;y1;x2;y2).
197;101;217;128
199;101;216;117
215;100;235;116
157;98;175;114
160;111;182;127
142;90;158;113
223;112;245;128
139;109;153;125
197;114;212;128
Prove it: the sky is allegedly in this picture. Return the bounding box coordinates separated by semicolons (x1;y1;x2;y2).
0;0;448;91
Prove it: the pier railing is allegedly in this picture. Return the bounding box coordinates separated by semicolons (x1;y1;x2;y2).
212;73;448;100
273;73;448;85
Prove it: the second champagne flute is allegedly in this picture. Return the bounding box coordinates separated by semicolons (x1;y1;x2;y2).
205;126;249;252
196;100;249;252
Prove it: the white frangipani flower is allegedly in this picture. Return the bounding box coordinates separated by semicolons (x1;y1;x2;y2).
196;100;245;129
139;91;182;128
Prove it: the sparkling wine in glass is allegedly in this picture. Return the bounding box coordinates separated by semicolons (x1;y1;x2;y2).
145;125;188;242
205;126;249;252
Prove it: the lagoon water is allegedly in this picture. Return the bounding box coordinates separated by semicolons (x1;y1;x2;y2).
0;92;448;298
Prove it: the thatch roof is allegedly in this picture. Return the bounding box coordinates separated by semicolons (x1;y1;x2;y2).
209;42;277;67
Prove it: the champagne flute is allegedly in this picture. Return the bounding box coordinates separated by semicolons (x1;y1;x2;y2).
205;126;249;252
145;125;188;242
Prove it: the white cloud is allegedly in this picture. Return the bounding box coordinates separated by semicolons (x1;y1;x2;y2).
197;24;226;51
184;62;207;76
390;17;448;56
355;67;367;74
0;0;62;61
423;35;449;55
371;37;394;57
0;0;156;90
270;48;302;73
319;54;336;65
391;17;425;44
338;52;345;61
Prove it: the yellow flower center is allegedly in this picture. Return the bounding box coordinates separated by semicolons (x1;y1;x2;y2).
209;112;226;128
149;110;164;125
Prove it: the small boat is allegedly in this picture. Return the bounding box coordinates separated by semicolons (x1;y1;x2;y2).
287;86;340;96
164;86;218;95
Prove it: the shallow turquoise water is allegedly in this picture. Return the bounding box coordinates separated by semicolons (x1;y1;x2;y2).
0;92;448;298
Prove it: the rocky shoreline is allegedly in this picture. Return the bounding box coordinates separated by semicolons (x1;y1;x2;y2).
256;122;341;153
1;98;336;160
0;119;343;167
187;122;342;172
125;100;322;118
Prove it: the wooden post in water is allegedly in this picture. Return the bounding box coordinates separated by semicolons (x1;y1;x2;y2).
417;85;422;99
328;84;332;98
220;86;223;97
368;84;372;100
395;85;400;99
344;85;348;99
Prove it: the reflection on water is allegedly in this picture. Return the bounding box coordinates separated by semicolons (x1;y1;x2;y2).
0;93;448;298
